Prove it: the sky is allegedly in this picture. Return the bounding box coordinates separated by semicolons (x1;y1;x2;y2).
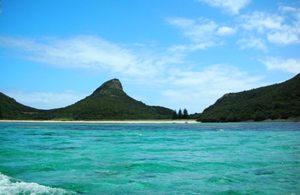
0;0;300;113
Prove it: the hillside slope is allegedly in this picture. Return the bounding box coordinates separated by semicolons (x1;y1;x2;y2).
0;92;44;119
198;74;300;122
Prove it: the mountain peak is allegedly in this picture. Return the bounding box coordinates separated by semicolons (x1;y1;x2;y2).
100;78;123;90
92;78;124;95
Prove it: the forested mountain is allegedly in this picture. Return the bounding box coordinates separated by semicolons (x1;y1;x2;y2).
0;79;173;120
198;73;300;122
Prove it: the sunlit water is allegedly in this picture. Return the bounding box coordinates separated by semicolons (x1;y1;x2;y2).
0;122;299;194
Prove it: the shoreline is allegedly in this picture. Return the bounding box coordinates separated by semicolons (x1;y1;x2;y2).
1;119;298;124
0;119;199;124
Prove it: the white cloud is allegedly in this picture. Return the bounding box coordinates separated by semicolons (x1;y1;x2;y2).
241;8;300;45
279;6;298;13
167;17;235;51
241;12;283;32
0;36;177;78
261;57;300;74
238;37;267;51
216;26;236;36
167;17;217;47
161;65;264;112
197;0;250;15
4;91;87;109
267;28;300;45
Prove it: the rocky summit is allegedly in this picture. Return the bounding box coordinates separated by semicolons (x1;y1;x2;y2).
92;79;124;96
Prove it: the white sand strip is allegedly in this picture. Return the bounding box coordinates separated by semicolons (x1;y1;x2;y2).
0;119;199;124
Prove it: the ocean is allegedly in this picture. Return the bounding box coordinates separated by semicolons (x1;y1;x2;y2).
0;122;299;194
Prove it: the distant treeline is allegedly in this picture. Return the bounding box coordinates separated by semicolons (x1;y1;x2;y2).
172;108;189;119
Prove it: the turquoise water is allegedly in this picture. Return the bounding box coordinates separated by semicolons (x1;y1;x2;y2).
0;122;299;194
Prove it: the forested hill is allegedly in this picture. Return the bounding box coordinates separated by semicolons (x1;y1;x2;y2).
0;92;43;119
198;73;300;122
0;79;174;120
48;79;174;120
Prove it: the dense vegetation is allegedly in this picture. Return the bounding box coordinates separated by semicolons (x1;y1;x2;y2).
0;79;174;120
0;92;44;119
198;73;300;122
172;108;189;119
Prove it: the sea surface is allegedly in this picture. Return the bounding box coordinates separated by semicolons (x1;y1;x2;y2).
0;122;299;194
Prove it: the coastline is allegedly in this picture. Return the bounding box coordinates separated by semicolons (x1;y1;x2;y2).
0;119;199;124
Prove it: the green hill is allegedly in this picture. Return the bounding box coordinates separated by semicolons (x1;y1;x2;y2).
0;79;173;120
198;73;300;122
0;92;44;119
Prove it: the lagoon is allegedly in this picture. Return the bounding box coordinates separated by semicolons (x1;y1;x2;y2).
0;122;299;194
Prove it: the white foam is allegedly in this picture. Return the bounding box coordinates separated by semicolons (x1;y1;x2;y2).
0;172;72;195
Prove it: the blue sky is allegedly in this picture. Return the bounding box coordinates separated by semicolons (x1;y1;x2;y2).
1;0;300;113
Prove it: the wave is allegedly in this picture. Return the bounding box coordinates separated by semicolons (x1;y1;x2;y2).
0;172;73;195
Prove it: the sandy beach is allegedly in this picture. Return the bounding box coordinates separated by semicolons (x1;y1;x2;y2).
0;119;199;124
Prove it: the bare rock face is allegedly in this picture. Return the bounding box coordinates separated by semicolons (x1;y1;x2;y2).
92;79;124;96
99;79;123;91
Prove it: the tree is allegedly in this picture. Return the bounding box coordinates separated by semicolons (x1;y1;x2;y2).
178;109;183;119
172;110;177;119
183;108;189;119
